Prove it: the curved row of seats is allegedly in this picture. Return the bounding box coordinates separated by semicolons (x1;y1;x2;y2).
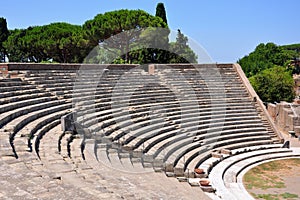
208;146;300;200
81;66;277;172
0;64;285;200
25;68;206;199
69;65;280;177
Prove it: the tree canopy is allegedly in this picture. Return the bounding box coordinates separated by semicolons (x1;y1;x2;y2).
2;6;198;64
83;9;197;64
238;42;297;77
282;43;300;53
0;17;9;62
4;23;90;63
249;66;295;103
155;3;168;25
83;9;168;64
238;42;299;103
169;29;197;63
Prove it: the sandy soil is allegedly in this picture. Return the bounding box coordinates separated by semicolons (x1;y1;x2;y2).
245;159;300;200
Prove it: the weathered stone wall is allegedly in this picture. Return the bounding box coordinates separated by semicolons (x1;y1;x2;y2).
3;62;235;72
268;102;300;136
267;103;276;120
0;63;8;75
277;103;291;131
5;63;139;71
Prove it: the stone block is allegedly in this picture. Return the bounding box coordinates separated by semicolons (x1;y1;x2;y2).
131;157;142;163
174;167;184;177
148;64;155;75
220;149;232;155
165;163;174;172
153;159;164;168
143;162;153;168
142;154;153;163
200;185;215;193
132;150;143;158
177;177;188;182
211;152;223;158
165;172;175;177
188;178;200;187
119;153;130;158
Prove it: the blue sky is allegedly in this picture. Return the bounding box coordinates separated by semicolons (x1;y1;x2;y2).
1;0;300;63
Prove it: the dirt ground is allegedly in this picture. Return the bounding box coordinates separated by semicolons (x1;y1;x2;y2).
244;158;300;200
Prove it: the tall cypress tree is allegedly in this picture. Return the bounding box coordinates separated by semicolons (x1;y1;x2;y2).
0;17;9;62
155;3;168;25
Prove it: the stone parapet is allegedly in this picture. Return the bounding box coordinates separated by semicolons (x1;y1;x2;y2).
233;63;284;142
4;63;139;71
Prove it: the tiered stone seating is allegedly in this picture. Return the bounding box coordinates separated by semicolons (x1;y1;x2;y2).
23;70;77;97
0;80;115;199
0;63;289;200
208;146;300;200
2;99;71;158
69;64;282;178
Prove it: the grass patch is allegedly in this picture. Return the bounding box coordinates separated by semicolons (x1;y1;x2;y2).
244;158;300;199
280;192;299;199
243;158;300;190
252;192;299;200
243;167;285;190
255;193;279;200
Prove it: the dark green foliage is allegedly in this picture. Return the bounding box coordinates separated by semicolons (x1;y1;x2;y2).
238;42;298;103
3;29;28;62
83;9;168;46
249;66;295;103
120;26;171;64
169;29;197;63
4;23;90;63
2;7;197;64
0;17;9;62
282;44;300;74
96;28;197;64
282;43;300;53
83;9;168;64
155;3;168;25
238;43;296;77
